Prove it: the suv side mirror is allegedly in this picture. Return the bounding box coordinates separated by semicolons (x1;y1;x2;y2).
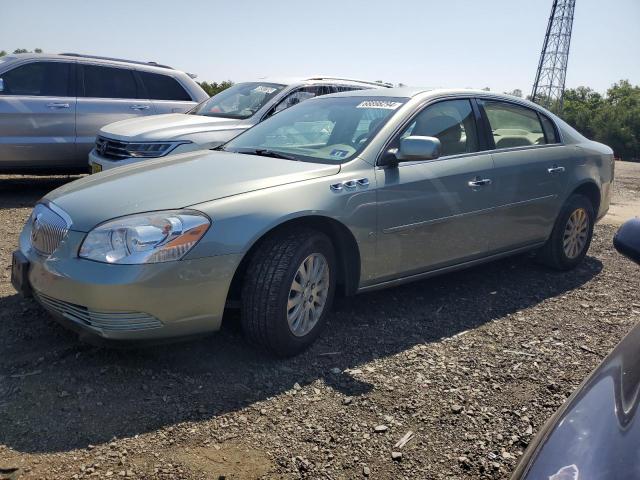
396;136;441;162
614;218;640;265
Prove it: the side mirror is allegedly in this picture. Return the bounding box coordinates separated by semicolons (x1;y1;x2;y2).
0;78;4;93
614;218;640;265
396;136;441;162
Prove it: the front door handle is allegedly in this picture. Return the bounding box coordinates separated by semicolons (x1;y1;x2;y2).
47;102;70;109
548;166;566;174
468;177;492;187
130;104;150;111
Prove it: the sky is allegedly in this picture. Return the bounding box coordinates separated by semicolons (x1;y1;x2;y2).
1;0;638;95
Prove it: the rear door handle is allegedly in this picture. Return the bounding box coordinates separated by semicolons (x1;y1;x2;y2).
46;102;70;109
547;166;566;174
130;104;150;111
468;178;492;187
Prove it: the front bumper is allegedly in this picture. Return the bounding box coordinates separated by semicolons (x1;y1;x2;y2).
19;226;242;342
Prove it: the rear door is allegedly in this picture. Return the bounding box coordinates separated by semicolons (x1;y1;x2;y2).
477;99;570;252
0;60;76;169
76;63;155;162
137;70;197;114
374;98;495;280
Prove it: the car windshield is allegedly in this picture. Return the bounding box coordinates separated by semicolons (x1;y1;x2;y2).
191;82;286;119
222;96;408;164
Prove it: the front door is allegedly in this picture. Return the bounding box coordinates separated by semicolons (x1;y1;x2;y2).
76;64;155;165
477;99;570;252
374;99;494;281
0;60;76;169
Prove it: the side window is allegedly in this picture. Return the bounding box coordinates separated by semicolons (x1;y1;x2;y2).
138;71;192;101
334;85;366;93
481;101;547;148
0;62;71;96
539;114;559;144
82;65;138;99
272;86;326;114
397;99;480;157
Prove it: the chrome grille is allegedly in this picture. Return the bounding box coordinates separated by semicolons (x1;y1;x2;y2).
95;136;130;160
35;292;163;332
30;203;70;256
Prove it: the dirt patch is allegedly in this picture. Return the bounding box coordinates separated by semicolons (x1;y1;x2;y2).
604;161;640;225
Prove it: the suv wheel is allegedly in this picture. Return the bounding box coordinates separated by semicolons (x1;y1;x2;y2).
537;194;595;270
241;228;336;356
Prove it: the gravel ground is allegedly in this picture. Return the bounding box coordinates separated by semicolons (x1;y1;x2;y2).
1;166;639;480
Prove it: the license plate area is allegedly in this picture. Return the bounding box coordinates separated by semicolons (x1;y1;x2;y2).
11;250;32;297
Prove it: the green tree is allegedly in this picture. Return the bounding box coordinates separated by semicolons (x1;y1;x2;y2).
562;80;640;160
197;80;233;97
0;50;6;57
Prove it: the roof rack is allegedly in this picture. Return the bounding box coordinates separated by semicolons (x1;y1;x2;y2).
305;77;393;88
59;53;174;70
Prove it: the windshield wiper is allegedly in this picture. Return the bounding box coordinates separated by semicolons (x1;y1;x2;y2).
236;148;298;160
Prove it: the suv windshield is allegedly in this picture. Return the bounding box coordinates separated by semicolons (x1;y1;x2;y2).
191;82;285;119
223;96;407;164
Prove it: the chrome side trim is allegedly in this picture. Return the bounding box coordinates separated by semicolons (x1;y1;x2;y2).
382;206;494;233
382;195;556;234
358;242;545;293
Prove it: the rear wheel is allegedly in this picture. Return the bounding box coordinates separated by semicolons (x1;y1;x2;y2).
241;228;336;357
537;194;595;270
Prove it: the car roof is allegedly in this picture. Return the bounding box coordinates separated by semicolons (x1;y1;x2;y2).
255;76;391;88
2;52;189;76
324;87;546;107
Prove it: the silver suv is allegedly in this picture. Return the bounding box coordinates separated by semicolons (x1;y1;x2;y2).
89;77;388;172
0;53;208;173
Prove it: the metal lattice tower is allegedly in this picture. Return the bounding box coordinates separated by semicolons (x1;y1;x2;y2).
531;0;576;112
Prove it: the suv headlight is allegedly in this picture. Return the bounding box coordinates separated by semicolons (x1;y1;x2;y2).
125;141;191;158
79;210;210;264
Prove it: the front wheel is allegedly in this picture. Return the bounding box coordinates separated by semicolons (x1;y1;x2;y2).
537;194;595;270
241;228;336;357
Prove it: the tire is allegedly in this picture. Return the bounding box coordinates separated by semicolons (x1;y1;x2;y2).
537;194;595;270
241;227;337;357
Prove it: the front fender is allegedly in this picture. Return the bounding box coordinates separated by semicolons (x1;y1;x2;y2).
185;158;378;282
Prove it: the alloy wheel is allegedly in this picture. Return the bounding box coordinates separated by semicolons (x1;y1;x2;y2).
563;207;589;259
287;253;330;337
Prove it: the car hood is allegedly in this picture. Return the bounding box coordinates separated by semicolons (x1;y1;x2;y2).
99;113;244;142
512;320;640;479
45;151;340;232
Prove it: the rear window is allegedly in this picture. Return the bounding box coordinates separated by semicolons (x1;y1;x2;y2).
0;61;71;97
138;71;192;101
481;101;547;148
82;65;138;99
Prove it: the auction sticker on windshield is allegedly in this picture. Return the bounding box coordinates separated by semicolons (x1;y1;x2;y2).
253;86;277;94
356;101;403;110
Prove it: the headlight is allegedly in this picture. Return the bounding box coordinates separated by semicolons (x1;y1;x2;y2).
125;141;190;158
79;210;210;264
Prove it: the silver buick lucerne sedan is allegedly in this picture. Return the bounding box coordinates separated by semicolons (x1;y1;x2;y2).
12;88;614;356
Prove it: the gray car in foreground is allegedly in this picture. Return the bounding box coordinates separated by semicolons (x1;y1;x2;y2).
0;53;208;173
12;88;614;356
